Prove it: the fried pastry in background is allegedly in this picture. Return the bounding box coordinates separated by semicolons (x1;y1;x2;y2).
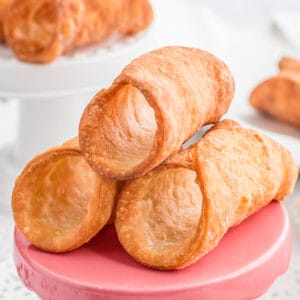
4;0;153;63
0;0;12;42
12;138;118;253
115;119;298;270
79;46;235;180
121;0;153;35
279;56;300;73
250;56;300;128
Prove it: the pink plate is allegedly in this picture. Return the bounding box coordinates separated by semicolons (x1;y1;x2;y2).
14;201;291;300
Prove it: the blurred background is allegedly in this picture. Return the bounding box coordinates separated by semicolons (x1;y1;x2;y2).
0;0;300;299
2;0;300;164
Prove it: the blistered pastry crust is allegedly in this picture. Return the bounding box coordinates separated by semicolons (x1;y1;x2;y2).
115;120;298;269
12;138;118;253
79;46;235;180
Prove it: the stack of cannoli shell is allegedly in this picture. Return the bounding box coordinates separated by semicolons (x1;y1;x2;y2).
1;0;153;63
12;46;298;270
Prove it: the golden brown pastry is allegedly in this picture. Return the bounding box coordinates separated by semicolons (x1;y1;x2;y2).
115;119;298;270
79;46;235;180
4;0;153;63
0;0;12;42
279;56;300;73
12;138;118;253
250;56;300;128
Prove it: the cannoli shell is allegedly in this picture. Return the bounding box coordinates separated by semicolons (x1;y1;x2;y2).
12;138;118;253
250;56;300;128
0;0;12;42
4;0;153;63
79;46;235;180
115;120;298;269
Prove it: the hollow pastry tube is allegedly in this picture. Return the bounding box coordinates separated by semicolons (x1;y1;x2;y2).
115;119;298;270
79;46;235;180
250;56;300;128
4;0;153;63
0;0;12;42
12;138;118;253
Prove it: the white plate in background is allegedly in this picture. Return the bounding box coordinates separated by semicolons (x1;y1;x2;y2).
230;105;300;166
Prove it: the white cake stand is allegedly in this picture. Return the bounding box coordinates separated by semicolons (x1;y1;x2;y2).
0;31;156;210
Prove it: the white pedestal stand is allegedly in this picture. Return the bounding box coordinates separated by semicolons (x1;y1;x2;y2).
0;32;155;210
13;94;93;164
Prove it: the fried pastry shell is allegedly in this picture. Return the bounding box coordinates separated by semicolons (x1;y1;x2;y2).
115;120;298;270
120;0;153;35
79;46;235;180
4;0;153;63
12;138;118;253
250;56;300;128
4;0;84;63
279;56;300;73
0;0;12;42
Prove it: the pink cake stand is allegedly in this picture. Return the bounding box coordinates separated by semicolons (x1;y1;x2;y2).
14;201;291;300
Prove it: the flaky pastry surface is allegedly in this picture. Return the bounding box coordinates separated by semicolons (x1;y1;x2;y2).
12;138;118;252
115;120;298;270
79;46;235;180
